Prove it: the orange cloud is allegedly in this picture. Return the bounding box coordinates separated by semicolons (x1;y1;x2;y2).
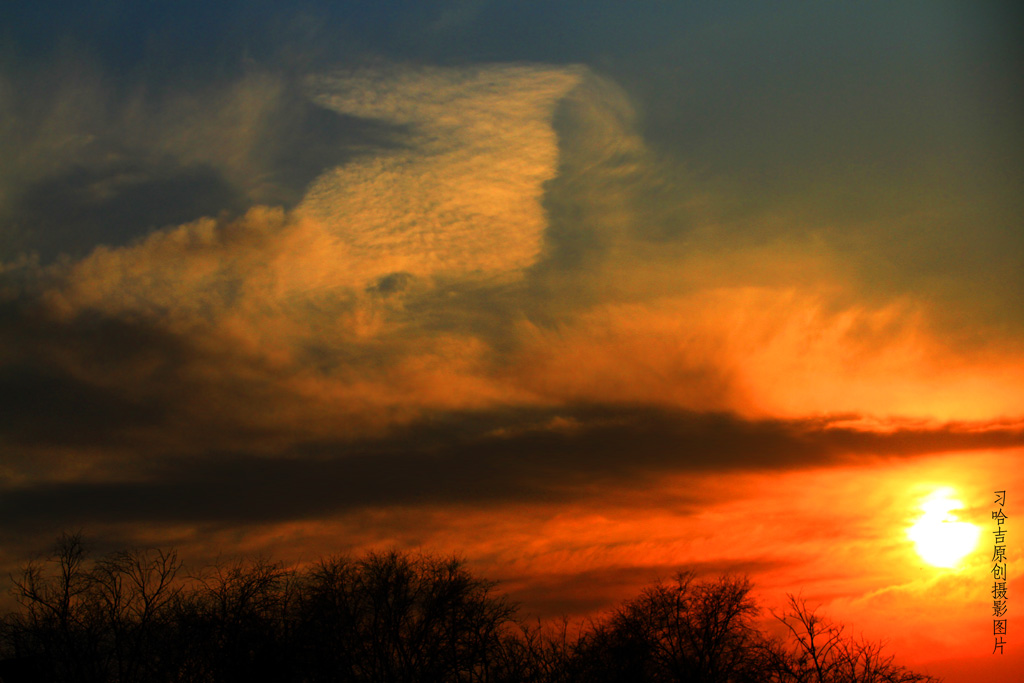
301;64;583;279
512;286;1024;421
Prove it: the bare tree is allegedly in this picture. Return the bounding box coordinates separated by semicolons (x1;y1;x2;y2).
494;617;585;683
4;532;101;682
768;595;940;683
90;547;182;683
176;556;296;683
2;534;185;683
1;535;943;683
572;572;763;683
313;550;516;683
291;555;362;682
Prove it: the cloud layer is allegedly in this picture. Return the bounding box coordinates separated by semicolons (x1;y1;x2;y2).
2;60;1020;483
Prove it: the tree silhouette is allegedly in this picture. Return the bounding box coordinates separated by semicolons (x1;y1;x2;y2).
0;535;943;683
2;532;183;683
290;551;516;683
570;572;763;683
175;556;296;683
763;595;941;683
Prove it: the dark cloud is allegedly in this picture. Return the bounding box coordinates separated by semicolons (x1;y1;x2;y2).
0;300;316;458
0;364;165;448
2;404;1020;532
258;102;410;206
5;162;243;261
0;303;184;445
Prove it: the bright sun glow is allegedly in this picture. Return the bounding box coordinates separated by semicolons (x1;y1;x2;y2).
907;488;980;568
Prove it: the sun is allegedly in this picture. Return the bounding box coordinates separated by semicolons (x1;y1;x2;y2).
907;488;980;568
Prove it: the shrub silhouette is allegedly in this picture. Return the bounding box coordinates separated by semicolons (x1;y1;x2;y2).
0;534;940;683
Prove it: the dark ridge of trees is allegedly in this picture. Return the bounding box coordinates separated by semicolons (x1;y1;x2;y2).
0;533;940;683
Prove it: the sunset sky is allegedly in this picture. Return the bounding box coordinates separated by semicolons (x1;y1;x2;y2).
1;2;1021;679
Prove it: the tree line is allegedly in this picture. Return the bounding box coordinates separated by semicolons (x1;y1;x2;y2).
0;533;939;683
